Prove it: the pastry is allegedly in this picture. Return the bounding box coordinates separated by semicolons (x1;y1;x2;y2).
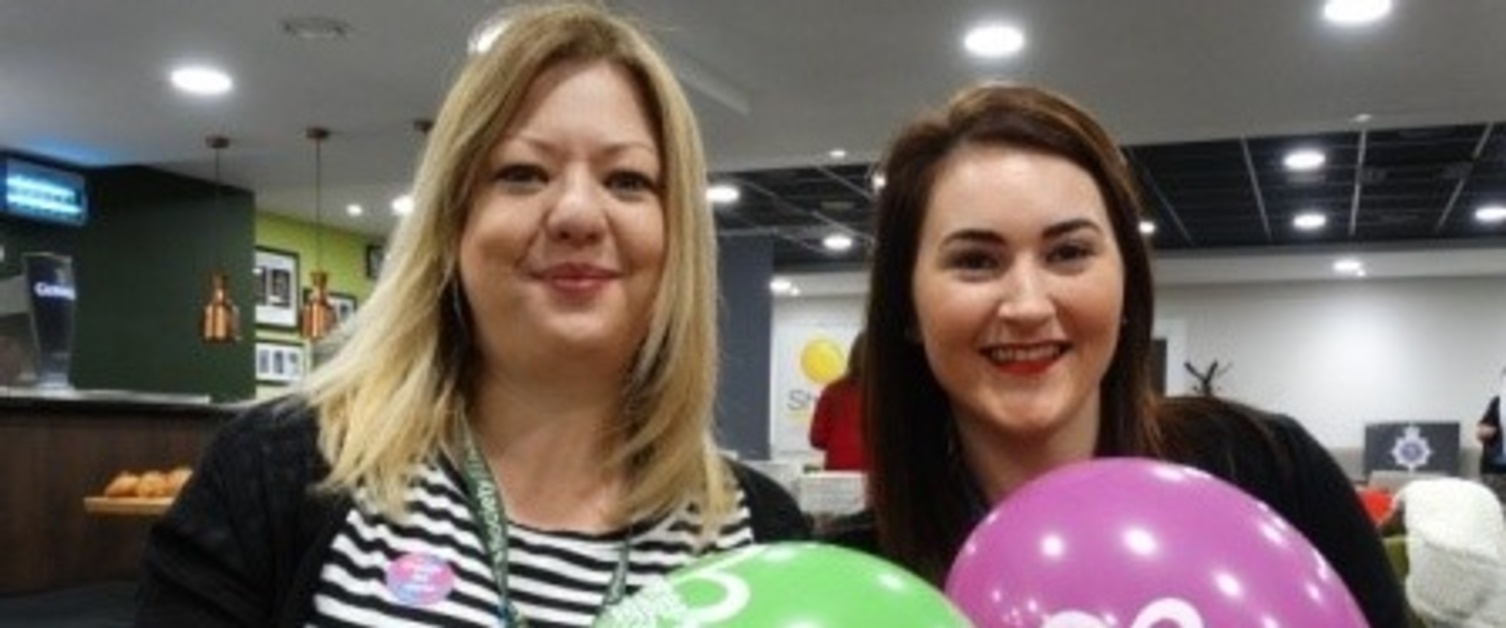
136;470;168;498
165;466;193;496
103;471;140;498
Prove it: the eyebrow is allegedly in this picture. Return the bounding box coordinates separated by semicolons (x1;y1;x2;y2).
501;134;660;161
940;217;1106;245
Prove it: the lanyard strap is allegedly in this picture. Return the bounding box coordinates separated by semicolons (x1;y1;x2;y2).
459;429;631;626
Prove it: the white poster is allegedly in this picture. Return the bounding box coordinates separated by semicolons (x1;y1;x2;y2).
768;321;861;460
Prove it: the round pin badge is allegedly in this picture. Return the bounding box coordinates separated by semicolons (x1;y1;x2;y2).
385;552;456;607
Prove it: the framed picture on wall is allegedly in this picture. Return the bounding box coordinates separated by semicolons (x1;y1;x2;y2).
330;292;358;325
365;244;386;281
254;340;305;384
253;247;299;328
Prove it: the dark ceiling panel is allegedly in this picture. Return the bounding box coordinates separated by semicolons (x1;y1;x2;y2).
715;121;1506;271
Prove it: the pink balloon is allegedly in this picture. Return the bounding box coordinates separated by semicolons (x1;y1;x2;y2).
945;458;1366;628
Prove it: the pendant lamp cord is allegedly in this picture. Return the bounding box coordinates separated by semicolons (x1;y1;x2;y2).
312;129;325;271
212;140;223;270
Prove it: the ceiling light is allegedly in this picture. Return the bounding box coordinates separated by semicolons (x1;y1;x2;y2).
1323;0;1393;25
199;135;238;344
1333;258;1366;277
822;233;855;252
391;194;413;216
769;278;795;295
1351;113;1373;124
963;23;1025;59
707;183;740;205
169;66;233;96
1283;149;1326;171
820;199;855;212
299;126;336;341
871;174;886;192
1293;212;1327;231
1476;205;1506;224
1138;220;1157;235
346;203;363;217
828;148;848;161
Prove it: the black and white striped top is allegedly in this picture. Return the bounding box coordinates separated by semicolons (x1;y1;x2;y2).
308;459;755;627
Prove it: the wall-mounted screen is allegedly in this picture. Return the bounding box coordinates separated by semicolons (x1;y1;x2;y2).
1363;421;1461;477
3;156;88;227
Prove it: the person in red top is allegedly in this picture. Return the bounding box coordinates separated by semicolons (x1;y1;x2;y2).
810;332;868;471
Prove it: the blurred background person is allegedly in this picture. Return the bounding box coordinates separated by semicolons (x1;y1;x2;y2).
1476;365;1505;504
809;331;868;471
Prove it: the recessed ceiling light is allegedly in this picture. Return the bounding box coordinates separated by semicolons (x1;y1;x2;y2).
1138;220;1157;235
707;183;740;205
822;233;855;252
769;277;795;295
1293;212;1328;230
281;16;352;41
346;203;363;217
1352;113;1373;124
1333;258;1366;277
871;174;886;192
169;66;233;96
391;194;414;216
819;199;856;212
963;23;1025;59
1476;205;1506;224
1283;149;1326;171
828;148;847;161
1323;0;1393;25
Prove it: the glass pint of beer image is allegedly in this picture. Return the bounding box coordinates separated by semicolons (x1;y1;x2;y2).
0;253;76;388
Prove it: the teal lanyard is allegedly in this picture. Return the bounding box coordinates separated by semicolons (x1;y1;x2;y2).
459;429;631;626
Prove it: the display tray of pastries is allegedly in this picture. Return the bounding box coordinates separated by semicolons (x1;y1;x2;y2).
83;467;192;516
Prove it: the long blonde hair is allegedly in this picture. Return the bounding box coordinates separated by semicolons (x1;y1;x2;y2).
302;2;731;529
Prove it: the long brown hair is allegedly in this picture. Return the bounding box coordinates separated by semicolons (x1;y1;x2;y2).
861;83;1162;582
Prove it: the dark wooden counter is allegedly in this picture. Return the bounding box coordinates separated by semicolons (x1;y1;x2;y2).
0;389;234;594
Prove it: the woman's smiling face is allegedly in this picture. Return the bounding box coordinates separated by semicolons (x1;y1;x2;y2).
911;143;1125;447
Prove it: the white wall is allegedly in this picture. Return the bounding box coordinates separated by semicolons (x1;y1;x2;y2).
772;272;1506;451
1160;276;1506;448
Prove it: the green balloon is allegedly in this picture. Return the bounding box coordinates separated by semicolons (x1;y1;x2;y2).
596;542;971;627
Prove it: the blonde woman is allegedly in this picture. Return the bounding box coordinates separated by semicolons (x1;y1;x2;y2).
138;4;807;626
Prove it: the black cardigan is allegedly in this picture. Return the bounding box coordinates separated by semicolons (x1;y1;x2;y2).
136;400;810;627
823;407;1408;628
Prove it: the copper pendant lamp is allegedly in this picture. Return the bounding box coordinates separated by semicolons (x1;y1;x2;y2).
200;135;239;343
300;127;337;341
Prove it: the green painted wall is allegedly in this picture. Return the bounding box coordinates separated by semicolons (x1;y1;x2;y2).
0;158;389;401
0;164;255;401
253;212;380;397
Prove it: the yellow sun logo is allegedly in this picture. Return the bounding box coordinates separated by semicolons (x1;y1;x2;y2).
799;338;847;385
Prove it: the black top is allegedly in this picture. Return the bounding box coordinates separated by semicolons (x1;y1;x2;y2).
823;407;1407;628
1481;395;1504;474
135;398;810;627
